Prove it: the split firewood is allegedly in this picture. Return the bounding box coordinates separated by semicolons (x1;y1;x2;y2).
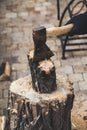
0;62;11;81
0;116;6;130
4;62;11;78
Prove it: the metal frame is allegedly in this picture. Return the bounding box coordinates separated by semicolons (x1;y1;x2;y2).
57;0;87;59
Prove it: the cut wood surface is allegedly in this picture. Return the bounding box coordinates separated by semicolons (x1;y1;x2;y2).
10;76;73;104
38;59;54;74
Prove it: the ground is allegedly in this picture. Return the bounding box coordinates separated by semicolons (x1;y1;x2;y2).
72;91;87;130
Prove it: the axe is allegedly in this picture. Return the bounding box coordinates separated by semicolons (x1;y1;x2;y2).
32;24;73;61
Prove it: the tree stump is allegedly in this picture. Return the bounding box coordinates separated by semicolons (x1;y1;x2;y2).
8;76;74;130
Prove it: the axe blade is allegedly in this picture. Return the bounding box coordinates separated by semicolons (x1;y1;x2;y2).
33;26;54;62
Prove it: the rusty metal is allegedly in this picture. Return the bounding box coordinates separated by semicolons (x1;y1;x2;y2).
33;26;54;62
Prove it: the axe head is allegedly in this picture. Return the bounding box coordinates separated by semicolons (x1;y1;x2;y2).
33;26;54;62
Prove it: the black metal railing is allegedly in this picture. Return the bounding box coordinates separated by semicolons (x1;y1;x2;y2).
57;0;87;59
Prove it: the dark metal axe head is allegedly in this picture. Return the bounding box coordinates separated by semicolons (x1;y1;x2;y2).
33;26;54;62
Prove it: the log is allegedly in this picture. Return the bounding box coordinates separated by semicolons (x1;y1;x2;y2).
27;51;57;93
8;76;74;130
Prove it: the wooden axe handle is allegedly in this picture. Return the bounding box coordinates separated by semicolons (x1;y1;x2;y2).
46;24;74;36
